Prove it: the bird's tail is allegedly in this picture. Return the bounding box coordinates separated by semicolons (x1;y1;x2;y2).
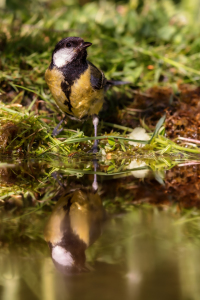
105;79;131;91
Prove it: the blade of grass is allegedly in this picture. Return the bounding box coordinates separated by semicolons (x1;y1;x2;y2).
0;106;24;116
148;114;166;144
134;47;200;76
103;122;133;132
155;137;200;153
12;84;49;103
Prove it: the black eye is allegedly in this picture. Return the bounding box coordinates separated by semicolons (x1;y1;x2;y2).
66;42;71;48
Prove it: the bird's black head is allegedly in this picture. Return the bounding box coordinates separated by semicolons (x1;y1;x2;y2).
52;36;92;68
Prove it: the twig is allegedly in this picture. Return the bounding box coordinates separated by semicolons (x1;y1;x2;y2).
178;137;200;144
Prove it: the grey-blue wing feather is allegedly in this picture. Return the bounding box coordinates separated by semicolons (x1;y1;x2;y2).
87;61;106;90
88;60;130;91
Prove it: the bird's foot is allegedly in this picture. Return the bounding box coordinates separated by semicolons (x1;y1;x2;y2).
52;127;63;137
92;159;98;191
52;118;65;137
88;145;99;154
51;172;65;188
87;139;99;154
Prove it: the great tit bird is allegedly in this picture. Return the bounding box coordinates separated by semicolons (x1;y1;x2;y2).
44;189;105;273
45;36;128;153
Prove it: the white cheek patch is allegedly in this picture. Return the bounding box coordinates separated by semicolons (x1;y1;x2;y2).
52;245;74;266
53;48;74;68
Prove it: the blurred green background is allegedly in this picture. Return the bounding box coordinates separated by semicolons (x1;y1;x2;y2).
1;0;200;93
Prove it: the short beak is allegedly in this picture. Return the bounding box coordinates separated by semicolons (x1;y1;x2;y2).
81;42;92;49
76;42;92;52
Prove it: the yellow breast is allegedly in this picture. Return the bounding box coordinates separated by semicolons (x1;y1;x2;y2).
45;68;70;114
45;66;104;119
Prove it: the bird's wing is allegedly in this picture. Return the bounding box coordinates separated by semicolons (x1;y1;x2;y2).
87;61;106;90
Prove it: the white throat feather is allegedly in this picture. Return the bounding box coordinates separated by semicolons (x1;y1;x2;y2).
52;245;74;266
53;48;75;68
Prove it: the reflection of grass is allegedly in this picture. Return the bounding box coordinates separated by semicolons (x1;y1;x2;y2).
0;150;196;209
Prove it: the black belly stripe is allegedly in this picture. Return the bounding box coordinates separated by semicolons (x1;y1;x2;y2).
59;58;89;113
63;196;73;215
61;81;73;112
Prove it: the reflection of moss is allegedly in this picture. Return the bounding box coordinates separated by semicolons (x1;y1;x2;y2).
0;207;49;254
0;154;199;207
0;162;55;201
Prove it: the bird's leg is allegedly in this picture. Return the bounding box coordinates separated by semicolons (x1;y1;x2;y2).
92;159;98;192
91;114;99;153
51;172;65;189
52;115;66;137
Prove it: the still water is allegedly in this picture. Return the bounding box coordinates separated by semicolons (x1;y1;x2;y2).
0;163;200;300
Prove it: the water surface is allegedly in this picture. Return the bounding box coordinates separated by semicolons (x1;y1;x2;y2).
0;162;200;300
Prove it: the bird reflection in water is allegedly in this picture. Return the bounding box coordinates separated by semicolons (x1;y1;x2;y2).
44;162;105;274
